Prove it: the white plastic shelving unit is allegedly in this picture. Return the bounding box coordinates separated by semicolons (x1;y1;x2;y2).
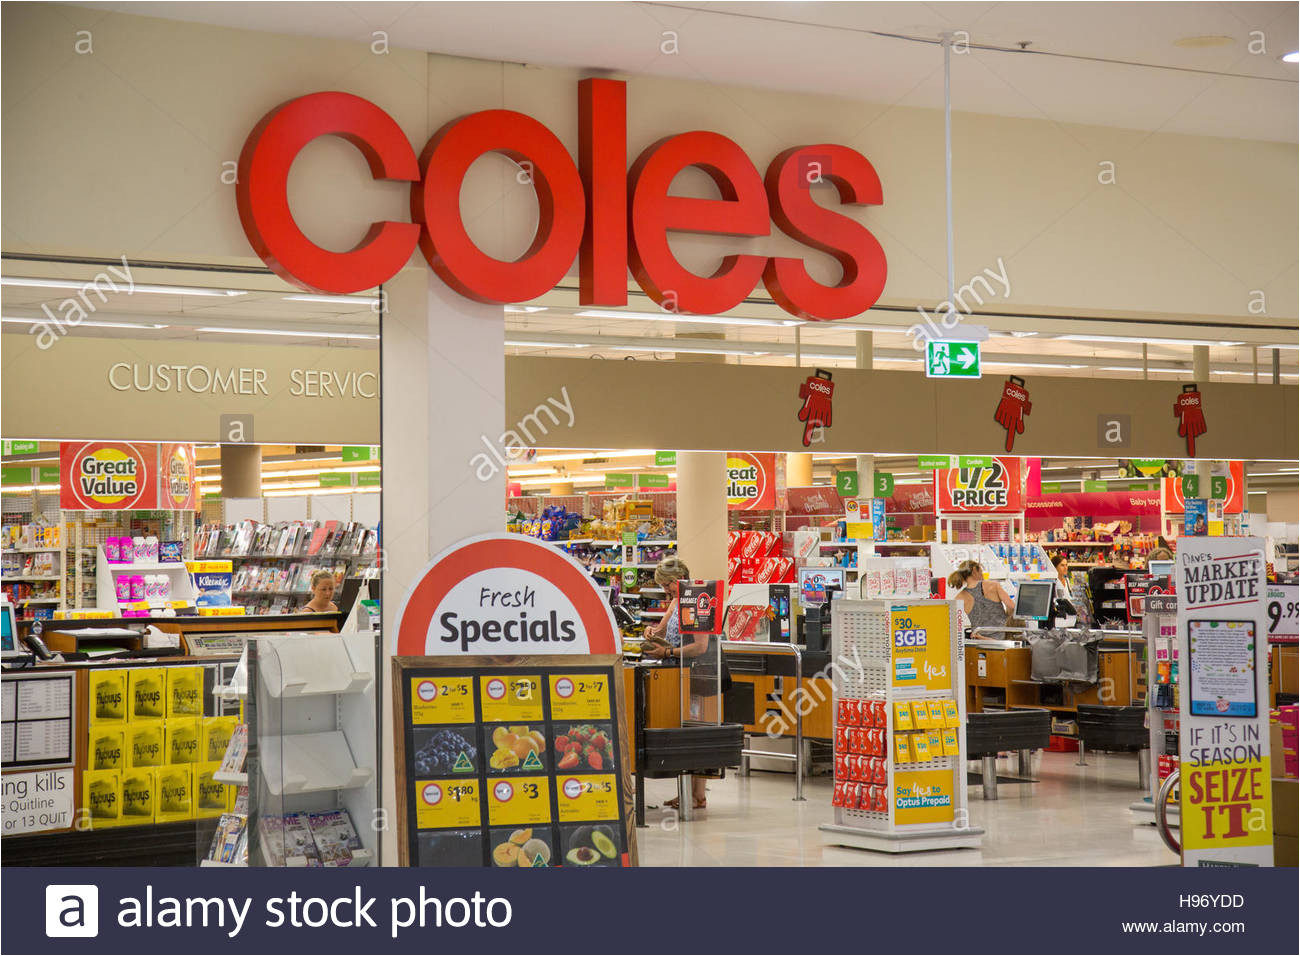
208;629;378;866
94;547;196;611
820;598;983;853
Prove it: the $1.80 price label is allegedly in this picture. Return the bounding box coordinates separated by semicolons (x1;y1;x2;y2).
480;675;544;722
411;677;474;724
486;775;552;826
557;774;619;822
548;674;611;720
415;779;480;829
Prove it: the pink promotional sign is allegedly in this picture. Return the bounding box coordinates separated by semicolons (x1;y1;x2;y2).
1026;492;1163;519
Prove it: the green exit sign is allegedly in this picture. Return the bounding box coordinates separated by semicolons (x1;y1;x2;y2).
925;341;981;379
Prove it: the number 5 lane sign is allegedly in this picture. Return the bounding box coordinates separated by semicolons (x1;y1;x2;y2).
926;341;981;379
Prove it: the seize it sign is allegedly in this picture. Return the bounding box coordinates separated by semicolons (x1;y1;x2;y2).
237;79;886;320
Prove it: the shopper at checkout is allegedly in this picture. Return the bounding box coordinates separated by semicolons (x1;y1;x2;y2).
641;557;713;810
948;560;1014;635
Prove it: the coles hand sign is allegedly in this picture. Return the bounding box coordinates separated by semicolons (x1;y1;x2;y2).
797;370;835;447
1175;384;1207;456
993;376;1031;452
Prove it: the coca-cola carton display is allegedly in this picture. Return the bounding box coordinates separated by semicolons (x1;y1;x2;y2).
729;532;788;584
723;605;767;642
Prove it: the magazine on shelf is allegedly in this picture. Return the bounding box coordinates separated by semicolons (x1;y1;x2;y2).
307;809;364;866
219;724;248;774
282;811;322;866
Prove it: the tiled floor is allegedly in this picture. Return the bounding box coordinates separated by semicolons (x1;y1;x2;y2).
638;750;1176;867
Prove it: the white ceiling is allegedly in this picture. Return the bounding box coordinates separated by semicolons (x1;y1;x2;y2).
75;1;1299;141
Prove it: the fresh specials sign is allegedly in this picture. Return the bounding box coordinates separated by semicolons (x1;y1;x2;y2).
1176;537;1273;867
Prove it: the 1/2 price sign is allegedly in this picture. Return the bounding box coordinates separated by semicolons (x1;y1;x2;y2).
1266;584;1298;641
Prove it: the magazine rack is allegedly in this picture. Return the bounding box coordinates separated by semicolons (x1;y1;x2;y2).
199;630;380;866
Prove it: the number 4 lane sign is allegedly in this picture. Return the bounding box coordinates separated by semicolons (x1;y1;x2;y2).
926;341;981;379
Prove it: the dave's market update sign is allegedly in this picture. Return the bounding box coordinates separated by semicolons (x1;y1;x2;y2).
59;441;197;511
1176;536;1273;867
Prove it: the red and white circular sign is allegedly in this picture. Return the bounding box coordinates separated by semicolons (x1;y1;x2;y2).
561;777;583;800
493;781;514;803
485;678;506;701
421;783;443;805
416;680;438;702
554;677;575;699
394;533;619;656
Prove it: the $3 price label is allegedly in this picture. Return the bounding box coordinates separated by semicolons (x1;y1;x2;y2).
487;774;552;826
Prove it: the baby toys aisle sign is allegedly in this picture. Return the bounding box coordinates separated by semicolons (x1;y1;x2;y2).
1176;536;1273;867
393;534;619;656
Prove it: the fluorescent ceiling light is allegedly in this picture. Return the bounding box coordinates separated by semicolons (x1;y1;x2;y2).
502;468;555;477
3;316;169;330
814;322;905;334
0;484;61;493
607;344;768;357
263;485;380;497
992;331;1040;338
196;326;378;340
533;449;656;463
1058;333;1242;346
1099;365;1182;373
1;276;246;296
505;306;548;314
576;309;802;328
516;472;607;486
283;293;376;305
984;361;1086;370
505;339;591;348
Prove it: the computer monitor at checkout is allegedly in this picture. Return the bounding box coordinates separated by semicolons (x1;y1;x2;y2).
1014;580;1056;622
0;600;16;651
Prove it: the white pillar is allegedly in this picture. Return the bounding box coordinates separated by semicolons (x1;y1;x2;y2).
856;331;874;495
676;451;727;581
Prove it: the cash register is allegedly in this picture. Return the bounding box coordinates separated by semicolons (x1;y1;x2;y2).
1013;579;1077;629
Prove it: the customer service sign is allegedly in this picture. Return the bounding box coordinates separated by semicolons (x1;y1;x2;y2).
1176;537;1273;867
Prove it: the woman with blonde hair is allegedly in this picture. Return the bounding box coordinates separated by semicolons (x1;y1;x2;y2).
642;556;713;810
303;568;339;613
948;560;1013;633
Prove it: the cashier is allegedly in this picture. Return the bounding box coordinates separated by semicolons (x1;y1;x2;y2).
303;569;339;613
1052;552;1071;592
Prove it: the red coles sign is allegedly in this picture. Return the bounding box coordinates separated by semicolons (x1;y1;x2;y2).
236;80;887;321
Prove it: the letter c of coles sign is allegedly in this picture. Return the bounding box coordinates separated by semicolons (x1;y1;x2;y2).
392;534;618;656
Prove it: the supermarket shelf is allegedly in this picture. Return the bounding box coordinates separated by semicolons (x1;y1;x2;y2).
640;539;676;546
2;575;61;581
104;562;190;572
3;546;62;554
1044;541;1114;547
18;597;60;604
876;541;932;548
820;541;856;549
260;731;373;796
213;770;248;786
199;859;246;868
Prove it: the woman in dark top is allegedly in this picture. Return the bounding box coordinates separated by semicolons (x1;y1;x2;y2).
948;560;1013;633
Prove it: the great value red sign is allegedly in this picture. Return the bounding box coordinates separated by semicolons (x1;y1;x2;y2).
726;453;779;511
60;441;157;511
237;80;887;321
935;457;1023;515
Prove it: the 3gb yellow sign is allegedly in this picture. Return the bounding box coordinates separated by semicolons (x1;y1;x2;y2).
890;603;951;692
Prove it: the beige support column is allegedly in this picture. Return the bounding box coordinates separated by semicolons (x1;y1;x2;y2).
676;451;727;581
550;481;574;495
1193;345;1211;486
786;453;813;487
219;444;261;498
856;331;875;496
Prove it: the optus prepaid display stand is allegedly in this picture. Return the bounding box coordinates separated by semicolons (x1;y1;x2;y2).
393;656;636;868
820;599;983;853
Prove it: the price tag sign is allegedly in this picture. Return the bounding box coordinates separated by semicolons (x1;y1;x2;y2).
415;779;480;829
411;677;474;724
486;775;552;826
548;674;611;720
1267;584;1298;641
479;675;543;722
556;774;619;822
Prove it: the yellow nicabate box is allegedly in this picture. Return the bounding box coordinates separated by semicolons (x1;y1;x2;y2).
129;667;167;721
893;702;914;731
942;700;961;728
89;726;126;771
926;701;946;727
82;769;122;829
166;719;201;764
88;669;128;724
119;767;156;825
911;733;933;761
894;734;914;764
940;729;961;756
156;766;194;823
166;666;204;719
128;720;165;767
193;763;227;819
201;715;239;764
